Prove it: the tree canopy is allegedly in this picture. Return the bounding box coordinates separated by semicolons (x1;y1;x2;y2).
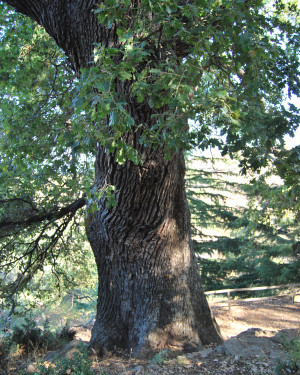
0;5;92;297
0;0;299;299
75;0;300;165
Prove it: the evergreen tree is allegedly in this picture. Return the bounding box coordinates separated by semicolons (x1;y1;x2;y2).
186;154;300;291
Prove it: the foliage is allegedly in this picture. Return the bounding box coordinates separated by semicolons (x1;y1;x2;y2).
276;337;300;375
0;335;11;368
0;3;97;300
0;319;77;372
0;0;299;306
273;145;300;218
0;280;97;340
20;342;97;375
56;324;76;343
74;0;300;166
10;317;75;353
186;155;300;291
0;230;97;333
150;349;170;365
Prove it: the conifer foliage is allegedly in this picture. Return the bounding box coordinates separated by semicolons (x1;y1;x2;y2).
187;155;300;291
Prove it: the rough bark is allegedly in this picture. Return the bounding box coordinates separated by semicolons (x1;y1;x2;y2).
3;0;223;358
86;145;222;357
2;0;109;73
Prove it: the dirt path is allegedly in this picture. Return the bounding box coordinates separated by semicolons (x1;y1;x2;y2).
211;296;300;339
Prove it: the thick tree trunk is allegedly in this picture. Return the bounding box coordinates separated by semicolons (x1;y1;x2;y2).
3;0;223;358
86;144;222;357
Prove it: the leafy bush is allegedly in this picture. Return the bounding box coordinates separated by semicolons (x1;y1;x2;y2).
150;349;170;365
10;317;75;353
276;337;300;375
11;317;45;353
0;336;12;369
21;342;103;375
56;323;76;343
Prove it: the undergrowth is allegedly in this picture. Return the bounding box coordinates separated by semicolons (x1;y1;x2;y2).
20;342;97;375
0;317;76;371
150;349;170;365
0;335;12;369
10;317;75;353
276;336;300;375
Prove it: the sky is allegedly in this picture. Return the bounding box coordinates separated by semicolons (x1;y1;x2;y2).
284;95;300;149
285;127;300;149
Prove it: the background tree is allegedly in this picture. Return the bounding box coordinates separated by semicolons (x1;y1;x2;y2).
186;154;300;292
0;0;299;358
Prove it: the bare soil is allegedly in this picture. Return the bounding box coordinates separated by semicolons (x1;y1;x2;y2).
4;297;300;375
90;297;300;375
211;296;300;340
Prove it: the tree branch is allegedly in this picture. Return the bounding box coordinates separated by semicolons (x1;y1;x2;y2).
0;196;87;298
0;197;86;234
1;0;48;23
2;0;103;72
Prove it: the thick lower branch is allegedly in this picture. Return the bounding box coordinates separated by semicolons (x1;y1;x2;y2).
0;197;86;234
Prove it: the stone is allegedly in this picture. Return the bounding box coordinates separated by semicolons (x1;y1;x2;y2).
133;365;144;374
215;345;225;354
185;351;201;359
147;363;162;372
201;348;214;358
26;364;36;373
271;329;299;344
221;328;283;359
44;340;86;362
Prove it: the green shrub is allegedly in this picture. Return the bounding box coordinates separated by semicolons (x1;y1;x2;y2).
11;317;45;353
20;342;104;375
10;317;75;353
56;323;76;343
0;336;12;369
276;337;300;375
150;349;170;365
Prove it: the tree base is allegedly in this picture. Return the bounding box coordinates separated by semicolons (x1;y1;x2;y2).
87;150;223;359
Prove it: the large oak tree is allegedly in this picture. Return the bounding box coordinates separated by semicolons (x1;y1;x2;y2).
0;0;299;358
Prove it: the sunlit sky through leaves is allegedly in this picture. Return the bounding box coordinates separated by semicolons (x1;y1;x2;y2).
285;95;300;149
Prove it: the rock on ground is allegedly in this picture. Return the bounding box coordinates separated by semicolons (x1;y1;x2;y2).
218;327;296;359
44;339;87;362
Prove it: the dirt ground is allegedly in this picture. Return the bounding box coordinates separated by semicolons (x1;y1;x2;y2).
91;296;300;375
4;297;300;375
211;296;300;339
